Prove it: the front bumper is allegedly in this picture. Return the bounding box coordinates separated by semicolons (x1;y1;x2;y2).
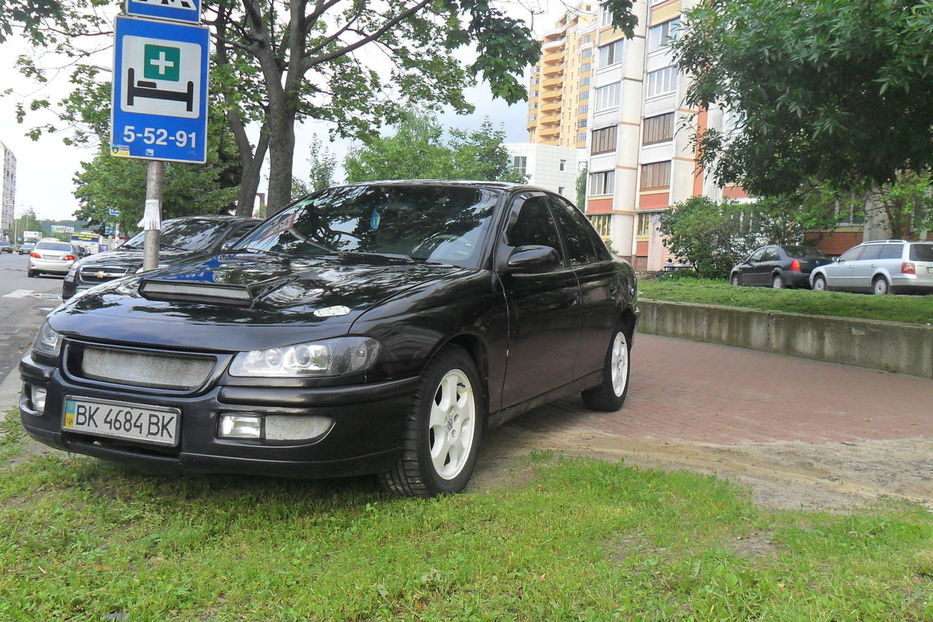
19;351;418;478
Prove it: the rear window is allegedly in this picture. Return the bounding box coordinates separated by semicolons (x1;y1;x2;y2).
35;242;74;252
910;244;933;262
784;245;825;258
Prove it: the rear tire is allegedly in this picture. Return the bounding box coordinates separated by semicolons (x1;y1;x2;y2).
813;274;829;291
378;346;483;497
872;276;891;295
27;269;37;278
772;274;785;289
582;323;631;412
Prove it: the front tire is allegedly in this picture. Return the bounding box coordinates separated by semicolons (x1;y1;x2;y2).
582;324;631;412
813;274;829;291
731;273;740;287
379;346;483;497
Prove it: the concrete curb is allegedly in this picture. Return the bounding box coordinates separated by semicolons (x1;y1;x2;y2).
0;367;22;422
637;299;933;379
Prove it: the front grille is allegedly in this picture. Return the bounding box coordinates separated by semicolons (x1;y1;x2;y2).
78;345;215;390
80;265;129;284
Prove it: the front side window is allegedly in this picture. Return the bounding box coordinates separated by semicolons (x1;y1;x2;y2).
589;170;615;196
838;246;864;262
859;245;883;261
235;185;500;268
549;195;600;265
508;197;563;260
122;219;231;253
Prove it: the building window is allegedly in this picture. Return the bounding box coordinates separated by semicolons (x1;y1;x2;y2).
636;213;651;236
649;0;669;6
579;77;590;87
589;170;615;195
581;62;592;73
559;159;567;171
643;112;675;144
558;186;565;195
646;66;677;98
597;39;623;68
577;118;588;128
579;90;589;100
641;161;671;189
512;155;527;177
648;18;681;52
578;104;589;115
582;47;592;58
591;125;617;154
594;83;620;111
589;214;611;237
576;132;586;143
583;34;592;44
599;5;612;27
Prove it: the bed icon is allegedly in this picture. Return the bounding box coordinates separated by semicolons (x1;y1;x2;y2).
126;66;195;112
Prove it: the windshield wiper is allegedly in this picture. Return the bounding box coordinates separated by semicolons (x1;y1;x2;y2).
160;243;189;251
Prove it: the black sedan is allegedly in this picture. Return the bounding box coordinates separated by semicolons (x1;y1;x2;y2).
730;244;831;289
62;216;259;300
20;182;638;497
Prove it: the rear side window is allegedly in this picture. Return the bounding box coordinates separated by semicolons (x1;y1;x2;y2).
879;244;903;260
860;245;884;260
760;248;779;261
784;245;825;258
508;197;564;261
909;244;933;261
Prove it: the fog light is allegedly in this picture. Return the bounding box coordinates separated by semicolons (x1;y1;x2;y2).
31;387;47;413
219;415;262;439
265;415;332;441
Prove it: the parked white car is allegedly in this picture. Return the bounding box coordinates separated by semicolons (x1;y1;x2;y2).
27;239;79;278
810;240;933;295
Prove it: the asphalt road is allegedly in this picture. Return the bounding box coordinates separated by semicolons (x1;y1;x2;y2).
0;252;64;382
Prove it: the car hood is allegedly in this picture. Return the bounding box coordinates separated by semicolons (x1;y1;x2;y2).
51;252;465;351
74;247;195;272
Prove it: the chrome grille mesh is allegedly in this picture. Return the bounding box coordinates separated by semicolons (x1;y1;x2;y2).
79;346;215;390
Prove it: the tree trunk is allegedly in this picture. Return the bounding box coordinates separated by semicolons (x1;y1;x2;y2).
266;105;296;215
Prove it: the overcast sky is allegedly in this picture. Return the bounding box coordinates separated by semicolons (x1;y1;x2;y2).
0;1;566;222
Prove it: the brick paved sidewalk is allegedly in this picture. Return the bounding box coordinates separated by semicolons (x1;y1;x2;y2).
507;334;933;445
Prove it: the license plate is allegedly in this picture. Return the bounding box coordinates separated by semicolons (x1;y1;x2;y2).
63;396;180;446
927;267;933;274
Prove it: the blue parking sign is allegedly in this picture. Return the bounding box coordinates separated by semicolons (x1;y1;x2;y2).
126;0;201;24
111;16;209;163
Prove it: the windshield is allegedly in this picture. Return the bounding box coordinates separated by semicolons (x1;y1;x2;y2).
234;184;501;267
122;219;230;252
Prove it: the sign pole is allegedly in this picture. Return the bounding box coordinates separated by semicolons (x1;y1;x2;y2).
142;159;165;271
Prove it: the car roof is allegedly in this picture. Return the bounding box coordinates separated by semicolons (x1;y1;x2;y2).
321;179;548;194
163;215;259;224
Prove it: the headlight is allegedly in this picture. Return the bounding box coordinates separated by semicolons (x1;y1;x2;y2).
33;321;62;357
229;337;380;378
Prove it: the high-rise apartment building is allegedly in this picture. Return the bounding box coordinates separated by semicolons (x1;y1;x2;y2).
527;4;598;150
0;141;16;241
582;0;747;271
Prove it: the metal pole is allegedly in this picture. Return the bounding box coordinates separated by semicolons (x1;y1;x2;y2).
142;160;165;271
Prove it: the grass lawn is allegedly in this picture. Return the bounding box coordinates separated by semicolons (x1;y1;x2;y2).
639;279;933;325
0;414;930;620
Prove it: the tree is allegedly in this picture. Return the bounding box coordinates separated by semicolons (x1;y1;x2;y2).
674;0;933;197
575;166;587;210
291;136;338;199
344;111;521;183
863;171;932;240
658;196;761;279
11;1;639;216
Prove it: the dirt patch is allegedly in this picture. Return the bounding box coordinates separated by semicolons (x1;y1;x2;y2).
473;422;933;512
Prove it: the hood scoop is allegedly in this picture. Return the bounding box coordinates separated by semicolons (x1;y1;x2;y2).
139;279;254;305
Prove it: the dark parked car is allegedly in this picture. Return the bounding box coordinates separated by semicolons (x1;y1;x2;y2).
62;216;259;300
17;242;35;255
0;240;12;253
20;182;638;497
730;244;831;289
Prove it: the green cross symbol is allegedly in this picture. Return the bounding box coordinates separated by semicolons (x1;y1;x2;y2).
143;44;180;81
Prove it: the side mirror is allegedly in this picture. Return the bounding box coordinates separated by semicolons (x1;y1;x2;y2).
833;257;840;263
503;245;561;274
221;240;236;251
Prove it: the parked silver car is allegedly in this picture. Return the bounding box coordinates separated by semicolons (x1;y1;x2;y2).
27;240;79;278
810;240;933;295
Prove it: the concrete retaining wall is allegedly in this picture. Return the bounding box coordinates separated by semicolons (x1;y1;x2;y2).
637;300;933;379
